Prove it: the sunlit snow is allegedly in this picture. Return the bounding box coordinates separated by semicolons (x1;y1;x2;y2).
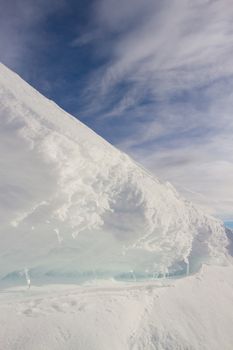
0;63;229;286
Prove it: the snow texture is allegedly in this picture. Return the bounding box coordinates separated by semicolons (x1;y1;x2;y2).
0;265;233;350
0;62;229;284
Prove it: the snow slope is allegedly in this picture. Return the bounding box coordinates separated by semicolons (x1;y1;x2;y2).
0;265;233;350
0;62;229;284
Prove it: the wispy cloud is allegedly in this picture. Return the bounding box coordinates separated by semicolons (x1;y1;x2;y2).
82;0;233;106
71;31;101;47
79;0;233;220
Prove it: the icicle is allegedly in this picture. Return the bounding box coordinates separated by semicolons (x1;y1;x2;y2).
184;257;190;275
162;267;168;279
24;268;31;289
130;269;136;281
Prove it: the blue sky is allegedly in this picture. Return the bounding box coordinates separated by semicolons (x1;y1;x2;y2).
0;0;233;222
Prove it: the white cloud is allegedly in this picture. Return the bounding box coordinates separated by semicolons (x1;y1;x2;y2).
71;31;101;47
95;0;233;93
81;0;233;220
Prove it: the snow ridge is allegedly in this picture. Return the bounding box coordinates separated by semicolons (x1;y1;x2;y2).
0;63;229;284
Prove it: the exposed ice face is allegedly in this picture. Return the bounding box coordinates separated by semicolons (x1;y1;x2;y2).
0;63;229;284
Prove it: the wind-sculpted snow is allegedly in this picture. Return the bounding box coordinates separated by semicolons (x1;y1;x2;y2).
0;63;229;284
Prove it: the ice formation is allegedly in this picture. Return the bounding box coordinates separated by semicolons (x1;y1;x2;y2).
0;63;229;284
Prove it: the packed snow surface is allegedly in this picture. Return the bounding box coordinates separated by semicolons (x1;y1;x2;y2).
1;265;233;350
0;62;229;284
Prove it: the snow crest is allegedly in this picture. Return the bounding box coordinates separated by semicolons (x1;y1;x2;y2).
0;63;228;284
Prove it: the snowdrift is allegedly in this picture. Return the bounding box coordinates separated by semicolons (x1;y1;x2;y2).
0;63;229;284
